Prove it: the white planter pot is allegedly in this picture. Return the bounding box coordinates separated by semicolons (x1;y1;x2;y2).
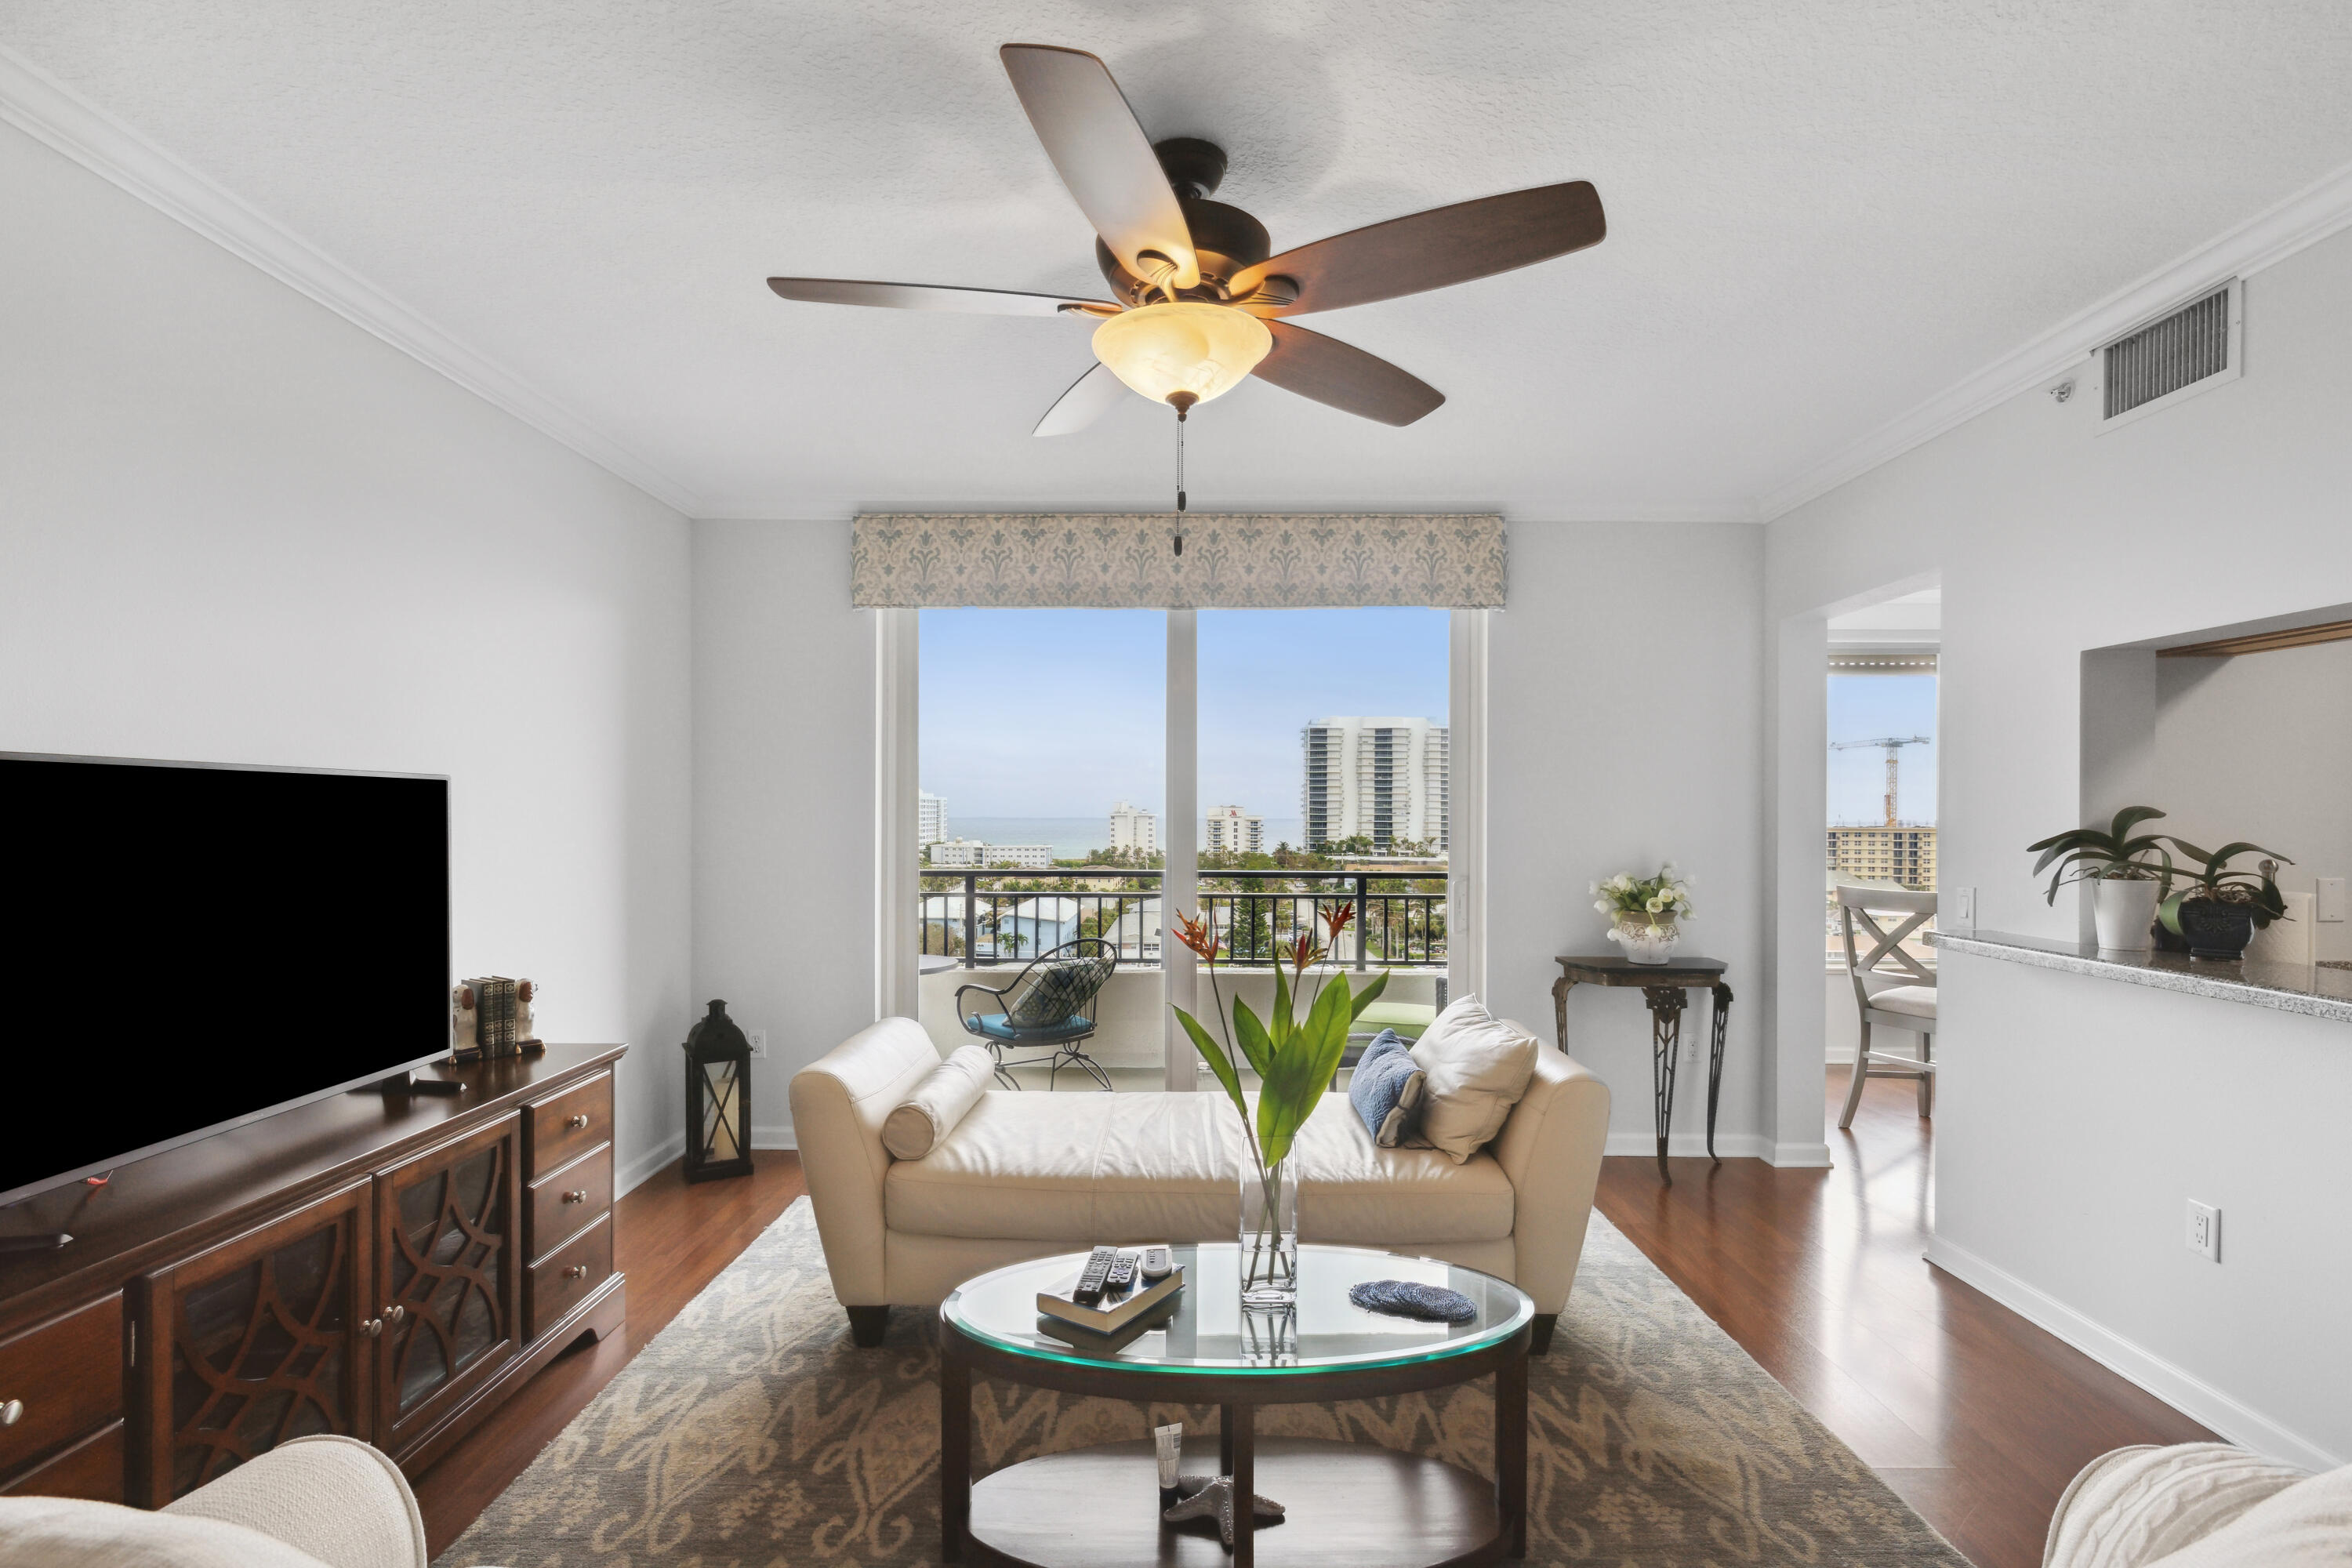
1611;914;1681;965
2092;877;2161;951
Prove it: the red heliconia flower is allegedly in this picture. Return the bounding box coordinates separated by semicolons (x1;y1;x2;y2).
1320;902;1356;942
1286;930;1324;975
1173;909;1221;963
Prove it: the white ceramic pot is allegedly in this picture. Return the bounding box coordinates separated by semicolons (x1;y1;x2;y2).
2092;877;2161;951
1613;912;1680;965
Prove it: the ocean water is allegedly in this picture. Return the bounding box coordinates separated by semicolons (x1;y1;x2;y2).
941;816;1309;860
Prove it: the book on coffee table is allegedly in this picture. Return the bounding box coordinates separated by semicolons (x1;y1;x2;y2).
1033;1295;1180;1353
1036;1256;1184;1334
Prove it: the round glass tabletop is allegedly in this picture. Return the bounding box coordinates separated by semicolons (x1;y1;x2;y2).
942;1243;1534;1377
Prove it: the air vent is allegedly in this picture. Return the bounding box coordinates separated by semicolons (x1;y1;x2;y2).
2098;280;2241;428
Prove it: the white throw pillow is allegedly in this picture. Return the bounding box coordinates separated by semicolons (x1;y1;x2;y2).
1406;995;1538;1163
882;1044;995;1160
0;1496;334;1568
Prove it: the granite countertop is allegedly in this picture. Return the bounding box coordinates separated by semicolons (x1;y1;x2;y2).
1929;930;2352;1025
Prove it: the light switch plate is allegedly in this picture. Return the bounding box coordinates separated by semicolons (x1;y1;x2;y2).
2318;877;2347;923
747;1029;769;1058
1946;887;1976;935
2185;1199;2220;1262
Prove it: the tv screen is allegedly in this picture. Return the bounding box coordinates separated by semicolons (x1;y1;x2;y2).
1;754;450;1209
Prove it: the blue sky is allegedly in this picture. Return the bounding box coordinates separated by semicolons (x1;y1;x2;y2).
1827;674;1938;824
920;607;1450;819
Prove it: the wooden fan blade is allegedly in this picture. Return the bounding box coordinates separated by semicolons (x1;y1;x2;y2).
1232;181;1604;316
1034;361;1129;437
1000;45;1199;289
767;278;1113;317
1250;321;1443;426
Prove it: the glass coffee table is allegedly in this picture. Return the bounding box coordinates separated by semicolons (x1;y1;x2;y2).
939;1243;1533;1567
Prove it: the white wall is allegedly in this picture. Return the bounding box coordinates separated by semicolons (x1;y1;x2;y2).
1765;223;2352;1467
690;520;876;1144
1489;524;1773;1159
0;123;694;1190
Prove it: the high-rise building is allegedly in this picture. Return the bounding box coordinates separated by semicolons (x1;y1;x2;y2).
1205;804;1265;855
919;791;948;846
1826;825;1937;890
1109;800;1159;855
1301;718;1448;851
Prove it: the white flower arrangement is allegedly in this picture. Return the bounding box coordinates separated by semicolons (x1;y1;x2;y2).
1592;864;1695;941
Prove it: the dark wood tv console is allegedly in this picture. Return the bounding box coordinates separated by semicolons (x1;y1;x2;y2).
0;1043;626;1506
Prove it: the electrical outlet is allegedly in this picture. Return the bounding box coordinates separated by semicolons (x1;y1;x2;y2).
2185;1199;2220;1262
747;1029;769;1059
2318;877;2347;923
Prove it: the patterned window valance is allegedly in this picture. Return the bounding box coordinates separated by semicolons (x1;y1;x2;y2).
851;514;1505;608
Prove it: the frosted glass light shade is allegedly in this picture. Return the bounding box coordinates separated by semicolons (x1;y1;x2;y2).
1091;302;1272;410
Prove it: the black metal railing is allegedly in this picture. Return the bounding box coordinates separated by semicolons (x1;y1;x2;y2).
916;868;1447;970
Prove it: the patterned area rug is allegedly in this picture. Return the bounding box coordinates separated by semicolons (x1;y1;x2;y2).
439;1201;1966;1566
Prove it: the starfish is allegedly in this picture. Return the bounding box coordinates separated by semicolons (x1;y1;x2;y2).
1163;1474;1285;1550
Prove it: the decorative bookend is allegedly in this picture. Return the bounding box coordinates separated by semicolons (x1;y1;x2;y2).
683;1000;753;1183
451;984;481;1064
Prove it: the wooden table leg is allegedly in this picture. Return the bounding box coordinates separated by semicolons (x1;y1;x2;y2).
1497;1341;1528;1558
1219;1402;1236;1476
1705;982;1733;1163
1551;975;1574;1055
1230;1402;1256;1568
940;1334;970;1563
1642;985;1688;1185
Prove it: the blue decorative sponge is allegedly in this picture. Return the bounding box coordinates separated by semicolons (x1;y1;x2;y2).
1348;1279;1478;1323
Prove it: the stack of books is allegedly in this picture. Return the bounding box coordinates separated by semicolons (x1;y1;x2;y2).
1036;1254;1184;1352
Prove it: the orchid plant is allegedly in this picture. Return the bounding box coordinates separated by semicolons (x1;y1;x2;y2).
1593;865;1694;931
1171;902;1387;1298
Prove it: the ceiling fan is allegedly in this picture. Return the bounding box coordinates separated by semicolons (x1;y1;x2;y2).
768;44;1606;437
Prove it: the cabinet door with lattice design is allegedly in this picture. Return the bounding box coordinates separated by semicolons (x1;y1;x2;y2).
372;1115;521;1457
136;1180;371;1506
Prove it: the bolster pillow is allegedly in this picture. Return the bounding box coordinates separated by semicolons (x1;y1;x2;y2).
881;1044;994;1160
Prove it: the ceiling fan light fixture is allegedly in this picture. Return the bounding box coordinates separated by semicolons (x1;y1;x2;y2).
1091;301;1271;413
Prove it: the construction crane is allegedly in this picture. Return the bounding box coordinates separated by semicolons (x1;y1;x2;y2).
1831;735;1931;826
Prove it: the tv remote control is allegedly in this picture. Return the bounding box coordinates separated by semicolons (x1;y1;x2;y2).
1138;1246;1173;1282
1103;1250;1138;1295
1070;1245;1120;1306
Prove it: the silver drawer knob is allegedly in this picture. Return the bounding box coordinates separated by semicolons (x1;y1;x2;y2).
562;1189;587;1203
565;1114;590;1130
563;1264;589;1280
0;1398;22;1426
360;1316;384;1338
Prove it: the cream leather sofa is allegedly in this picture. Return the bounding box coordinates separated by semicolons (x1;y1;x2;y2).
790;1015;1611;1352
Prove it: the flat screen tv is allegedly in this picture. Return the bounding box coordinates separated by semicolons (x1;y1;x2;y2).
0;753;450;1210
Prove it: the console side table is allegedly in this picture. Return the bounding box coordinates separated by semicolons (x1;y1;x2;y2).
1552;955;1731;1184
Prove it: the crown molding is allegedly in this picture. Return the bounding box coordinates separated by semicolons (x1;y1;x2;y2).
690;495;1762;524
0;42;706;517
1757;154;2352;522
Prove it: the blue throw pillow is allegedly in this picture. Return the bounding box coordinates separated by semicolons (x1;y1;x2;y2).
1348;1029;1427;1148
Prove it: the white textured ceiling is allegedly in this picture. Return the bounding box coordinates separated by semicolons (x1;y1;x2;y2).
6;2;2352;519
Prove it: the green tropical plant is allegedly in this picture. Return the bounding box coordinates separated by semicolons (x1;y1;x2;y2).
1170;904;1387;1295
2156;839;2292;931
2025;806;2176;905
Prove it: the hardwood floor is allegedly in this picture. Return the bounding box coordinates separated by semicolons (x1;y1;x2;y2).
416;1082;2209;1566
1596;1073;2215;1568
412;1149;808;1559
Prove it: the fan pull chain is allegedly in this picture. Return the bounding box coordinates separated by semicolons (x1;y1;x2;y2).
1175;412;1186;514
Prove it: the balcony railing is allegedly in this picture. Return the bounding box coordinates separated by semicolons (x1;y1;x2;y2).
917;868;1447;970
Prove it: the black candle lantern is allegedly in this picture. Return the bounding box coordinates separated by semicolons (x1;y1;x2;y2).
682;1000;753;1183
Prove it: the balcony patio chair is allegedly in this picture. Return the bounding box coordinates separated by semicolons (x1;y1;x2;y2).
1835;883;1938;1129
955;937;1119;1091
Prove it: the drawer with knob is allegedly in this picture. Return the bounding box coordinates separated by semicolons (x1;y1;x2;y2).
525;1211;612;1341
525;1072;612;1178
0;1293;122;1491
526;1142;614;1265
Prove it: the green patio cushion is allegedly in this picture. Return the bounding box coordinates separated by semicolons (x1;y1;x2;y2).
1354;1000;1439;1037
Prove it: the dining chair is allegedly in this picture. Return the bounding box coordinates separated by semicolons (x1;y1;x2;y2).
1836;884;1938;1129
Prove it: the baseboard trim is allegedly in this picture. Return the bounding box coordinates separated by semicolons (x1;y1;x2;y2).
753;1122;797;1150
615;1132;686;1197
1603;1130;1769;1160
1769;1141;1834;1168
1925;1235;2342;1472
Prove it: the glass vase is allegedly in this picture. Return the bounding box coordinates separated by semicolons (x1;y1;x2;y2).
1239;1149;1298;1311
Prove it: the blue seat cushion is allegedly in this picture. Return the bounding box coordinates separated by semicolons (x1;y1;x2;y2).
1347;1029;1427;1149
967;1012;1095;1044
